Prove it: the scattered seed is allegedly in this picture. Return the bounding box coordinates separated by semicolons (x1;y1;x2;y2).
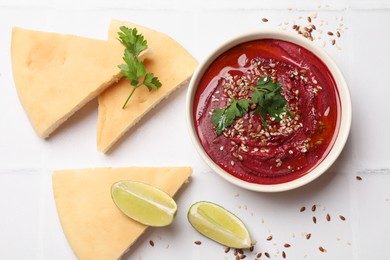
262;18;269;22
339;215;346;221
225;247;231;253
194;240;202;245
307;16;312;23
326;213;331;221
331;39;336;45
266;235;273;241
300;206;306;212
311;204;316;212
306;233;312;240
327;31;334;36
356;176;362;181
284;243;291;248
240;255;247;259
319;246;327;253
265;252;271;258
337;31;341;37
249;245;254;252
149;240;155;247
282;251;286;258
312;216;317;224
256;252;262;258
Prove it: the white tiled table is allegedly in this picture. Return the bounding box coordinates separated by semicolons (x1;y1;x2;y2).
1;0;390;259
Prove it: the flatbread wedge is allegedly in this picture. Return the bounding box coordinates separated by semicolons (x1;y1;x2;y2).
52;166;192;260
11;27;126;138
97;20;198;152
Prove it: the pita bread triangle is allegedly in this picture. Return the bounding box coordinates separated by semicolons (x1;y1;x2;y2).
52;166;192;260
11;27;126;138
97;20;198;152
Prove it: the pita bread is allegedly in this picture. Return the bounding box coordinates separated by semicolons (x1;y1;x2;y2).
11;27;125;138
53;166;192;260
97;20;198;152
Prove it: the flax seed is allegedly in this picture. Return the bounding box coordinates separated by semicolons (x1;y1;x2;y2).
149;240;155;247
312;216;317;224
331;39;336;45
265;252;270;258
327;31;334;36
319;246;327;253
356;176;362;181
306;233;311;240
284;243;291;248
256;252;262;258
339;215;346;221
194;240;202;245
262;18;269;22
282;251;286;258
266;235;273;241
311;204;316;212
326;213;331;221
300;206;306;212
225;247;230;253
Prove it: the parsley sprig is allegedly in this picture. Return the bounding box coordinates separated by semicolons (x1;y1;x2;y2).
211;98;250;136
211;76;289;135
117;26;162;109
251;76;288;128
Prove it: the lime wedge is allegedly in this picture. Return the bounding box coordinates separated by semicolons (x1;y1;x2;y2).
111;181;177;227
187;201;252;249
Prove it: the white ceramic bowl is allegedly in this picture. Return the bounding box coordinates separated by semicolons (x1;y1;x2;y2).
186;29;352;192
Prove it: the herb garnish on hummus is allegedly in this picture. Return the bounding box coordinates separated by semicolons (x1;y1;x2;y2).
212;76;289;135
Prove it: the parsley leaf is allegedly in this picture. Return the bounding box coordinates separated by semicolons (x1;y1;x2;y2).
118;26;147;57
117;26;162;109
211;98;250;136
252;76;288;127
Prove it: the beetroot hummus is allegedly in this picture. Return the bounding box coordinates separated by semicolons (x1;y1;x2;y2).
193;39;341;184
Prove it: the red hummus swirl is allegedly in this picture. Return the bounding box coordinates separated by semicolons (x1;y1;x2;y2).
193;39;341;184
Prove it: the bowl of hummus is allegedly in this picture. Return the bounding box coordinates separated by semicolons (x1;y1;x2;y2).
186;30;351;192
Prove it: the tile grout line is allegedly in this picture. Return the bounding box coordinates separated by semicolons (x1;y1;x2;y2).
36;169;51;260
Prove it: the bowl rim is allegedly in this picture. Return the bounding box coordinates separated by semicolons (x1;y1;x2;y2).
186;29;352;192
